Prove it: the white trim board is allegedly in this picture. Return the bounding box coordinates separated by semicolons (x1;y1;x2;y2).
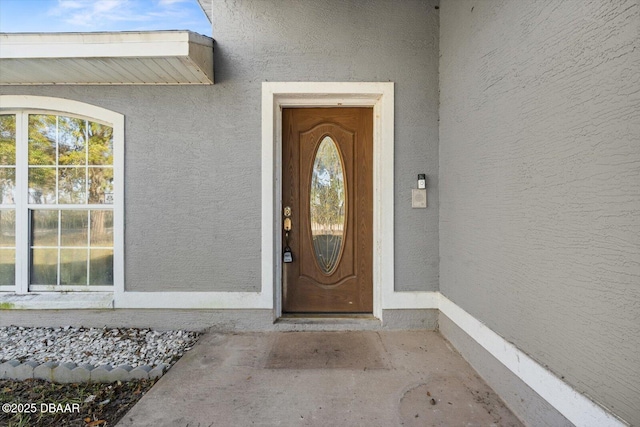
438;294;626;427
383;290;439;309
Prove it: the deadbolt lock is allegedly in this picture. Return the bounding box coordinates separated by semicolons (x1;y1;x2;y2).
283;206;293;231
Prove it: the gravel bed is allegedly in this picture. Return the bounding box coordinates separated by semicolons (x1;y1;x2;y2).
0;326;199;368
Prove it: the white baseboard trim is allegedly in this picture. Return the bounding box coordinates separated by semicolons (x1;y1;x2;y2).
438;294;626;427
382;290;439;309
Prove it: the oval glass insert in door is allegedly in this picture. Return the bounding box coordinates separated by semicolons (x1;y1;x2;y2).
310;136;346;274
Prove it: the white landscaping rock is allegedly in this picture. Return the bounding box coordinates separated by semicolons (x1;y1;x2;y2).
0;326;199;369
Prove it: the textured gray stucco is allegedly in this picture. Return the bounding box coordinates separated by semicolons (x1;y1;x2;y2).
439;313;572;427
439;0;640;424
206;0;441;292
0;85;265;292
381;309;438;330
0;0;439;294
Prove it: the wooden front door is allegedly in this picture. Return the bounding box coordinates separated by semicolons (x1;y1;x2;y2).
282;108;373;313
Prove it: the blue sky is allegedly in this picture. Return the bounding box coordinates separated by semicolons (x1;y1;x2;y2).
0;0;211;36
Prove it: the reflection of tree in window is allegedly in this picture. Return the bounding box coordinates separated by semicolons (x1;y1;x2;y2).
28;115;113;206
0;115;16;286
0;115;16;205
310;136;345;274
28;115;57;203
25;114;114;287
0;209;15;286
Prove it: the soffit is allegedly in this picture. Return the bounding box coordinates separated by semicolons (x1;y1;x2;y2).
0;31;214;85
198;0;213;22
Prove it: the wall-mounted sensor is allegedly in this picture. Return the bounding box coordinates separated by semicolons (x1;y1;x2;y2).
418;174;426;189
418;173;427;190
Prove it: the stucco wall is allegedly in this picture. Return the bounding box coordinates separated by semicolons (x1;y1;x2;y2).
0;85;263;292
207;0;441;292
439;313;572;426
1;0;440;293
439;0;640;424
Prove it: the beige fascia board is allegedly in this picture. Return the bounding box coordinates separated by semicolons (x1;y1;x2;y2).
0;31;211;59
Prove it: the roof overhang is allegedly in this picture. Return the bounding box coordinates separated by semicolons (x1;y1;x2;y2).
0;31;214;85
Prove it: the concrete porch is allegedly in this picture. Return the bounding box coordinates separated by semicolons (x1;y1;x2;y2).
117;330;523;426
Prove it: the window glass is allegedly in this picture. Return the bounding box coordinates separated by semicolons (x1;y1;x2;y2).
0;210;15;286
61;210;88;247
58;167;87;204
26;113;114;288
0;115;16;165
0;249;15;286
58;116;86;166
0;115;16;205
2;108;116;291
30;248;58;285
88;167;113;204
0;210;15;246
89;249;113;285
90;211;113;247
310;136;346;274
30;208;111;286
31;210;58;247
28;114;114;206
60;248;87;285
28;115;57;166
28;168;56;204
0;114;16;286
88;122;113;166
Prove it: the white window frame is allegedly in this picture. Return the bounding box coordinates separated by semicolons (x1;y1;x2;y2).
0;95;123;296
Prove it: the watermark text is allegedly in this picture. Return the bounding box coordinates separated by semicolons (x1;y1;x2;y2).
2;402;81;414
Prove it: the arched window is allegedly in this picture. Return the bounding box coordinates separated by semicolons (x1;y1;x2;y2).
0;96;123;293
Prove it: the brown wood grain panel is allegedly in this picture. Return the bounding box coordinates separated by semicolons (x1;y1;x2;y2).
282;108;373;313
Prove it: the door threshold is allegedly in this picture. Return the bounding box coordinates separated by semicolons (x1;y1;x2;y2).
275;314;381;331
281;313;376;319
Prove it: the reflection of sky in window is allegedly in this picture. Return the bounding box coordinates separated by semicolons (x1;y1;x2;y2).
1;186;14;204
32;116;57;144
316;169;331;187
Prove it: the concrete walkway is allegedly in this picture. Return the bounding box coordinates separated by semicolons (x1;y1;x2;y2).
118;331;523;426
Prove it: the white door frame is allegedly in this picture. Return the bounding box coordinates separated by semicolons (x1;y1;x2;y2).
262;82;394;320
